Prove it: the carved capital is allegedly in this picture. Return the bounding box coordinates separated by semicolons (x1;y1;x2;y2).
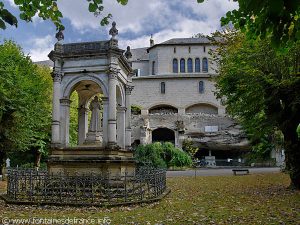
51;71;63;82
125;85;134;95
108;67;119;80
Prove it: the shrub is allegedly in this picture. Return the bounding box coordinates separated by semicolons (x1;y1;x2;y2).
182;139;199;159
134;142;166;168
131;105;142;115
134;142;192;168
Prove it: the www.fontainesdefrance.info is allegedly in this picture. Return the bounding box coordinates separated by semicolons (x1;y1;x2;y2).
1;216;111;225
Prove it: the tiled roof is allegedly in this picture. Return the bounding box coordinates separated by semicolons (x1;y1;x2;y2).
130;47;149;61
159;37;210;45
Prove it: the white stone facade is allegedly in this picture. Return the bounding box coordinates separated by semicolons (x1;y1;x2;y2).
131;76;225;116
127;37;249;155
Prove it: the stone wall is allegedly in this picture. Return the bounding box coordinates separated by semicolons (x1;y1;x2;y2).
131;76;225;115
132;61;149;77
131;113;249;151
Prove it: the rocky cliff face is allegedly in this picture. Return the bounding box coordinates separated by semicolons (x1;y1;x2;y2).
131;113;250;151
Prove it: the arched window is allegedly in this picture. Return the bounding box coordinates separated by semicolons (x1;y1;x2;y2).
199;81;204;93
161;82;165;94
173;59;178;73
180;58;185;73
187;58;193;73
195;58;200;72
202;58;208;72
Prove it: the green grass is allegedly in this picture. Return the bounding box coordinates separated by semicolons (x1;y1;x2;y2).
0;173;299;224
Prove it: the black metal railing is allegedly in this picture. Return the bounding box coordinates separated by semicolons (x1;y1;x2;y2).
6;167;167;206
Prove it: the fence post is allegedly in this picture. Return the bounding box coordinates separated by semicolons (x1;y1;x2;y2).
124;171;127;202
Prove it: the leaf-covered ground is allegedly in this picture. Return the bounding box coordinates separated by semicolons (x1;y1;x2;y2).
0;173;299;224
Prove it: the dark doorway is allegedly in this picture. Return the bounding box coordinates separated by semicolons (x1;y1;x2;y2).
152;128;175;144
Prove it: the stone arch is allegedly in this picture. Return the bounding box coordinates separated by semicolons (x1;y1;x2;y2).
185;102;218;115
148;104;178;114
62;73;108;99
152;127;175;144
60;74;108;147
146;102;178;110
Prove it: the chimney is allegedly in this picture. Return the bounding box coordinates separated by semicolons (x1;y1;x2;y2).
150;34;154;47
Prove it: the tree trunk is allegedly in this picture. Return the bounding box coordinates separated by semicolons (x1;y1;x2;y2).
282;126;300;189
34;151;42;169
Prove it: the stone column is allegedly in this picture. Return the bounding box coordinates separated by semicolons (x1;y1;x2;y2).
78;105;88;145
125;85;134;149
117;107;126;148
102;97;109;147
60;98;72;146
107;69;118;148
51;71;62;146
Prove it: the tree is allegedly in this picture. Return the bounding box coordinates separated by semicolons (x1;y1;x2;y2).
211;30;300;189
0;40;52;171
0;0;128;30
221;0;300;46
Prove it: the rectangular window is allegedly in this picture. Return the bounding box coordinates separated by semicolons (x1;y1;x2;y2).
161;82;165;94
152;61;155;75
199;81;204;93
203;46;206;52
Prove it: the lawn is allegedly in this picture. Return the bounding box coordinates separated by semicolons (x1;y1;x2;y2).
0;172;299;224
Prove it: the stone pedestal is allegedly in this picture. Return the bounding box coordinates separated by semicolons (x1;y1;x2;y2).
84;131;103;146
48;146;136;177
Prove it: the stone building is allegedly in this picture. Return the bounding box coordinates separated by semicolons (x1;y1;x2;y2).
125;36;249;160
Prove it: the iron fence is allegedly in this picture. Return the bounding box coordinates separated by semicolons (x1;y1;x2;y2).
5;167;167;206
